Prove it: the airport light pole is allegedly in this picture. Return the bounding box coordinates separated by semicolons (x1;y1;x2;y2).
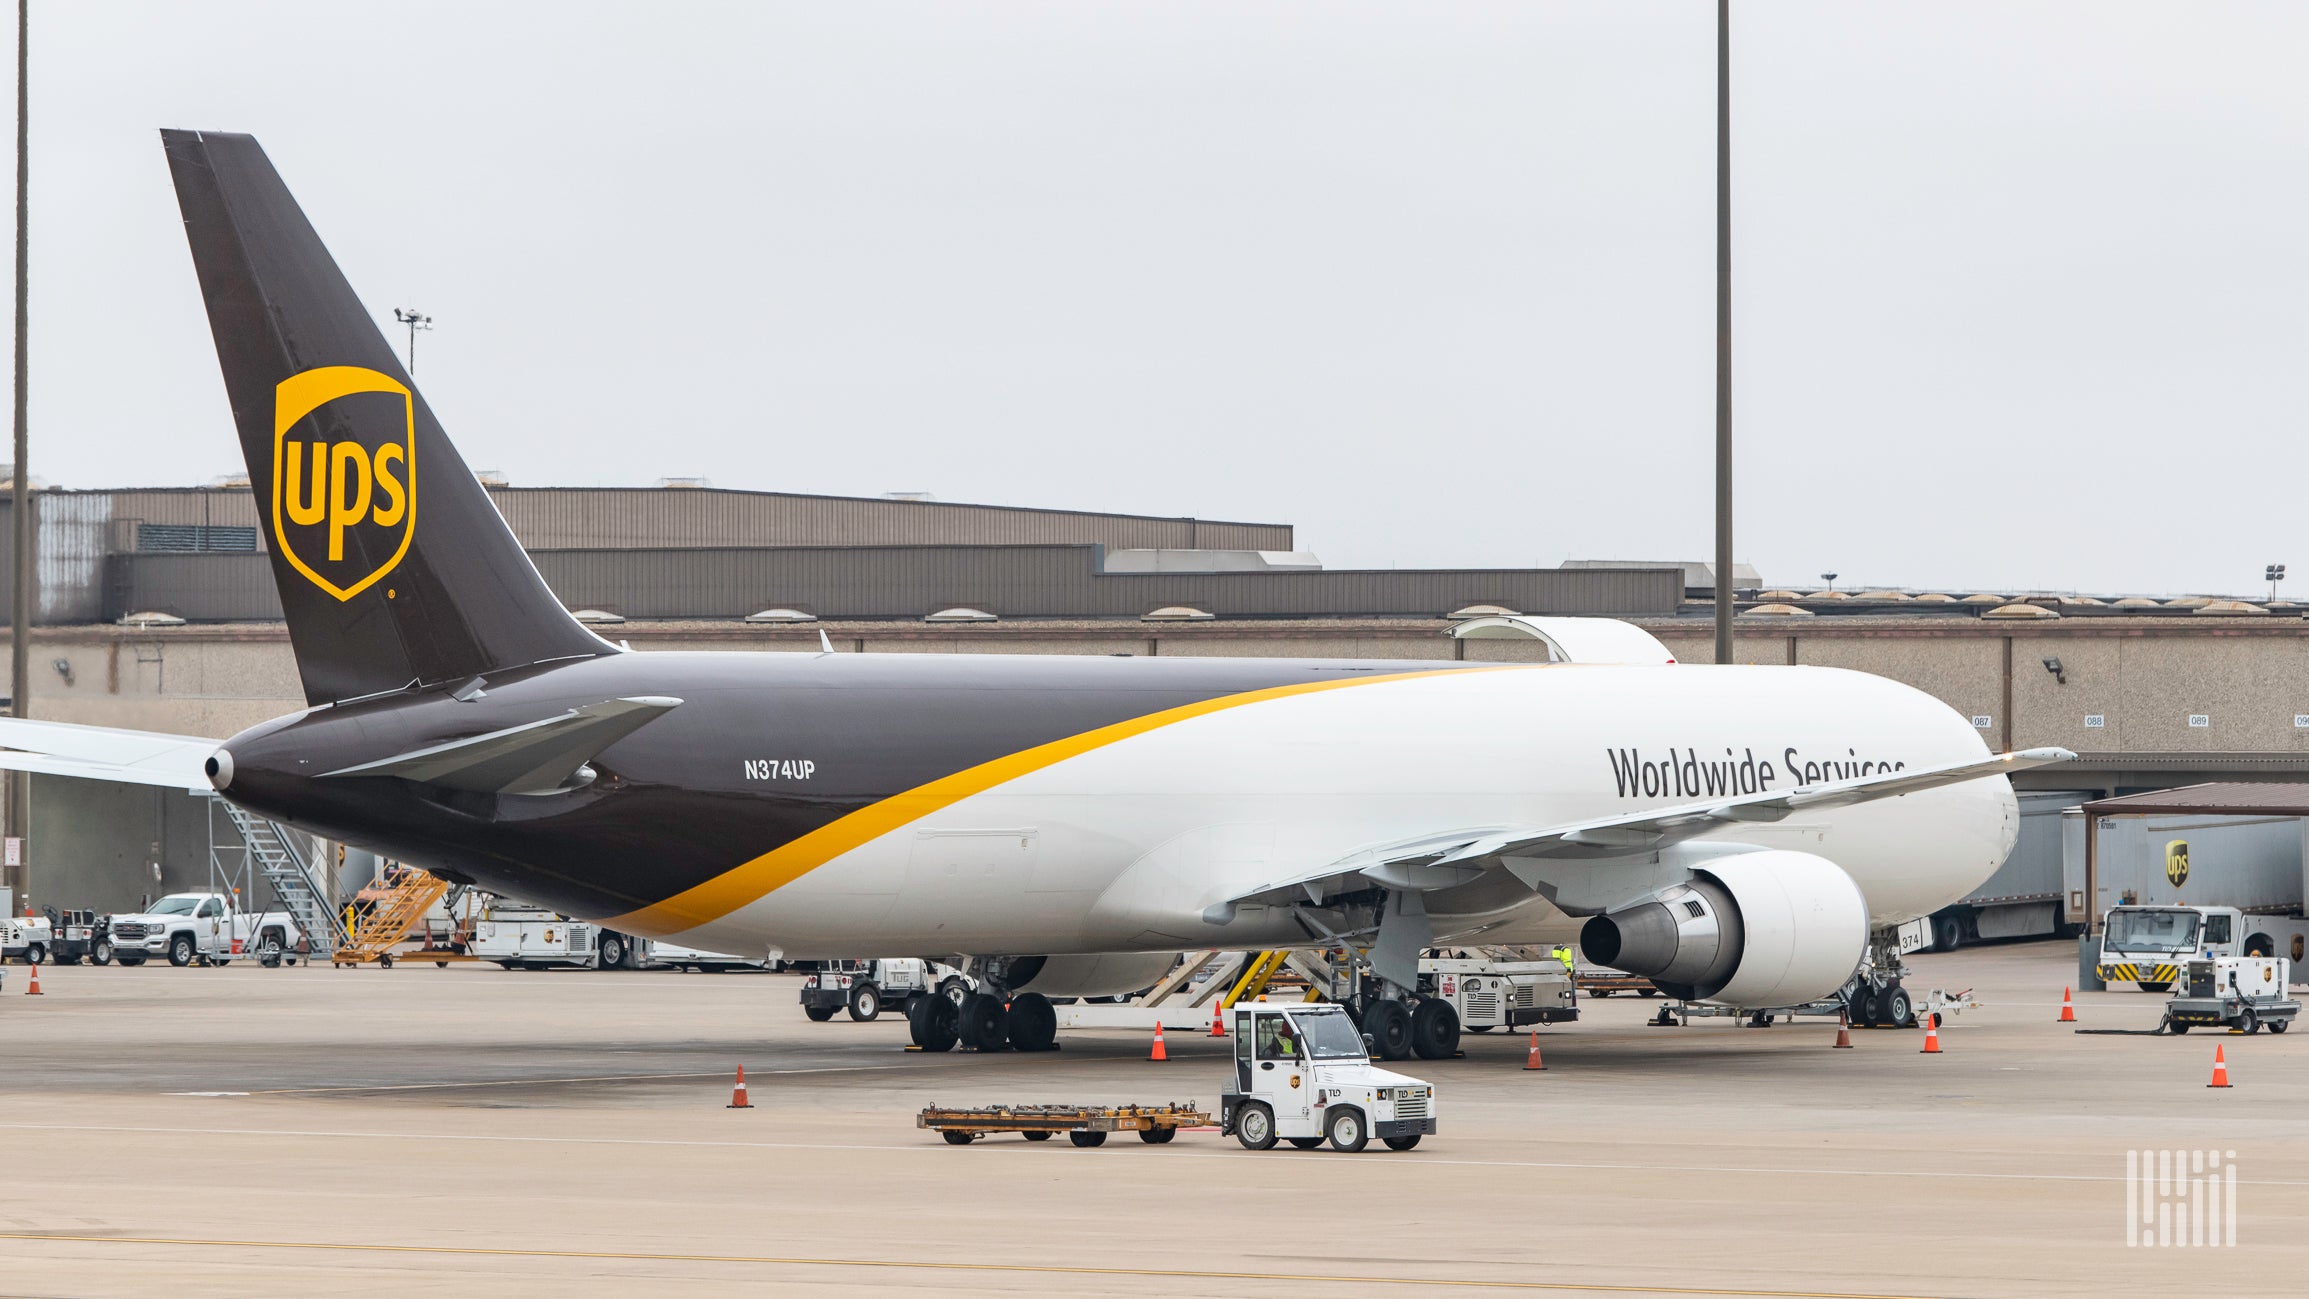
393;307;431;377
1712;0;1734;665
8;0;29;909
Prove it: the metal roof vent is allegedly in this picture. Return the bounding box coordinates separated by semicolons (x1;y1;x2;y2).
1740;603;1813;617
1142;606;1214;622
2193;600;2269;617
925;607;997;623
1910;593;1957;603
2060;596;2107;606
2112;597;2162;608
1753;590;1804;602
654;476;712;489
119;610;186;627
1447;604;1520;619
570;608;627;624
1960;593;2006;605
743;608;818;623
2163;597;2211;609
1854;590;1910;601
1981;603;2059;620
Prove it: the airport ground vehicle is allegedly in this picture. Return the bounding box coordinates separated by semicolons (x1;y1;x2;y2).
802;958;969;1022
2;912;52;963
43;909;113;965
2098;905;2249;991
2162;956;2298;1034
105;893;296;967
469;905;644;970
1418;955;1577;1032
1219;1001;1435;1153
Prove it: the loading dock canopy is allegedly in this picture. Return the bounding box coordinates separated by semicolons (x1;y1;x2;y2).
2082;783;2309;818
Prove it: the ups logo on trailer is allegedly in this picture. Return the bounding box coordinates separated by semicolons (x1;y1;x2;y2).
271;366;415;602
2165;839;2190;888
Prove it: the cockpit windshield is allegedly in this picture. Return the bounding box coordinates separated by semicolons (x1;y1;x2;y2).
2104;908;2201;954
1285;1006;1368;1061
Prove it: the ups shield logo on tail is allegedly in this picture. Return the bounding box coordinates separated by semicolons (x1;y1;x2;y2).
272;366;416;602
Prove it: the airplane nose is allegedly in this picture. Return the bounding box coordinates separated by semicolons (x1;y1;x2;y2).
206;748;234;790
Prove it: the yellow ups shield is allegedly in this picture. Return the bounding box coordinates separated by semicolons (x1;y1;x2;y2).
2165;839;2190;888
271;366;416;602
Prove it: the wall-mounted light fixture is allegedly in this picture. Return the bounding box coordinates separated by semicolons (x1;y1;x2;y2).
2042;656;2066;685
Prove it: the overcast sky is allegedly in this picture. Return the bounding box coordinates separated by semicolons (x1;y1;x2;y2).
21;2;2309;594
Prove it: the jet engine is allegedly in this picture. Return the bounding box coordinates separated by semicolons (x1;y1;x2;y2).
1000;952;1181;1000
1578;850;1867;1006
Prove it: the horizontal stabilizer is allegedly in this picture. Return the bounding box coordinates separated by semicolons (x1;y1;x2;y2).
322;696;682;795
0;718;220;792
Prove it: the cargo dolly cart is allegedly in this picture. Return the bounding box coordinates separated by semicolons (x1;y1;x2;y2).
918;1102;1212;1147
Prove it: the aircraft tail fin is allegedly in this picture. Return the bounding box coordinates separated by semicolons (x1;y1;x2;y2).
160;129;612;706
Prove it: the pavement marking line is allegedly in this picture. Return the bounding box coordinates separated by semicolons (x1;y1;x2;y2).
249;1063;910;1095
0;1231;1966;1298
4;1121;2306;1188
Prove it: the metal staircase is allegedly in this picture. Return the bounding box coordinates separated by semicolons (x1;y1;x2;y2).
215;798;347;960
334;866;450;967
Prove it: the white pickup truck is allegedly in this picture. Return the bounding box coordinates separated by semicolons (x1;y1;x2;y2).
106;892;297;967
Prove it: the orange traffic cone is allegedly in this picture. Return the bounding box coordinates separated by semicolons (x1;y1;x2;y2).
25;961;41;996
1918;1017;1942;1054
1523;1032;1547;1070
726;1065;753;1108
2208;1045;2232;1089
1210;1001;1226;1038
1832;1011;1852;1048
2058;986;2076;1023
1149;1023;1168;1062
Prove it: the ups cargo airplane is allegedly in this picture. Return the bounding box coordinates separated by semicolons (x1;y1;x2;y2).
0;131;2070;1060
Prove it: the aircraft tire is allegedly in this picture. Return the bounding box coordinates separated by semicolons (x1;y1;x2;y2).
1362;1000;1413;1061
1410;999;1460;1060
1006;993;1058;1052
909;990;960;1052
959;993;1010;1051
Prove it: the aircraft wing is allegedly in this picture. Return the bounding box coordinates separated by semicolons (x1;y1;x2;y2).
0;718;221;792
1215;746;2077;915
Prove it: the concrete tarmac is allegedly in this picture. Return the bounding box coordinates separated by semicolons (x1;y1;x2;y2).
1;941;2304;1297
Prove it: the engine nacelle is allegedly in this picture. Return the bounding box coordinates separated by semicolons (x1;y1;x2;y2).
1001;952;1180;1000
1579;851;1868;1006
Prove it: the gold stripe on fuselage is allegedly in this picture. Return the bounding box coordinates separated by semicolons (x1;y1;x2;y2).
608;665;1521;936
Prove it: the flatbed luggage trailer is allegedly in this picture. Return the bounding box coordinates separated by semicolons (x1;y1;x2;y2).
918;1102;1211;1148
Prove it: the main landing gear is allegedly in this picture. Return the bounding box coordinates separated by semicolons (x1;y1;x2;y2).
908;987;1061;1054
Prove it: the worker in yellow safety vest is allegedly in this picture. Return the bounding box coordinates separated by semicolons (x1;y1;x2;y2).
1551;943;1575;974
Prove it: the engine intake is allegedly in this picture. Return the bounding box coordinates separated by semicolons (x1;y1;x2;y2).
1580;850;1868;1006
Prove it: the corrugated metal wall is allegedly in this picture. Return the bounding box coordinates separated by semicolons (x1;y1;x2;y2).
102;546;1680;622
